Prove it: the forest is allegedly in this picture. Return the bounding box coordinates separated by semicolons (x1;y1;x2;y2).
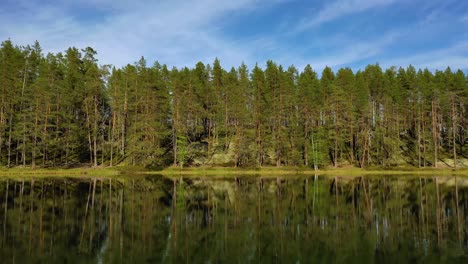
0;40;466;169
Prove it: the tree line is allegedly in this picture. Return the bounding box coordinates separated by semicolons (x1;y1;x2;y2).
0;40;466;169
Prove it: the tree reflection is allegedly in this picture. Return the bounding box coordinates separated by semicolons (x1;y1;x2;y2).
0;175;467;263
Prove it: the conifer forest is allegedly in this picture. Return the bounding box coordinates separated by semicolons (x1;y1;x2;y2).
0;40;466;169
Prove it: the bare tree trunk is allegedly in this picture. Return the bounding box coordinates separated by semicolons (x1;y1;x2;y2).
173;99;179;167
122;88;128;156
42;103;50;166
53;102;60;166
85;99;93;167
350;124;354;164
431;99;438;168
21;60;28;167
310;132;315;170
256;121;262;167
93;96;98;167
110;112;116;167
417;109;421;168
234;123;240;167
7;113;12;167
360;128;370;168
22;123;26;167
422;110;426;167
304;130;309;167
32;98;39;169
225;95;229;150
451;95;457;169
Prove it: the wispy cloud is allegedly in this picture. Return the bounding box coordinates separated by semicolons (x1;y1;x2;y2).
294;0;398;33
0;0;282;67
381;42;468;70
270;30;399;71
461;13;468;23
285;1;468;72
0;0;466;72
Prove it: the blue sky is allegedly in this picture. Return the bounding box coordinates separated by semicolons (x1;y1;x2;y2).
1;0;467;72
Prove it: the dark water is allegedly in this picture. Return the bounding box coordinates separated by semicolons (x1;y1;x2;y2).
0;175;467;263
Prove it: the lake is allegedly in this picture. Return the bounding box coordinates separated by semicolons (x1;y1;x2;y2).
0;175;467;263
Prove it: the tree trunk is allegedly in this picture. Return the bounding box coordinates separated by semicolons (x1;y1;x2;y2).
32;98;39;169
256;121;262;167
85;99;93;167
122;88;128;156
417;110;421;168
451;95;457;169
7;113;12;167
350;124;354;164
431;99;438;168
225;95;229;150
21;60;28;167
334;137;338;168
0;98;4;159
110;112;116;167
93;96;98;168
422;110;426;167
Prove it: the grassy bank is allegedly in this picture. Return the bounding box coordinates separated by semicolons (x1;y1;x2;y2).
157;166;468;177
0;167;119;177
0;165;467;178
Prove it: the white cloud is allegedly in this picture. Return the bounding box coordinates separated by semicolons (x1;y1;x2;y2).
294;0;398;33
1;0;466;73
381;42;468;70
0;0;280;68
269;31;399;72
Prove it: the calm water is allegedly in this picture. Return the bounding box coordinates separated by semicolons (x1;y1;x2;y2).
0;175;467;263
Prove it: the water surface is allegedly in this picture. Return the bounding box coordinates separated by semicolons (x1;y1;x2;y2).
0;174;467;263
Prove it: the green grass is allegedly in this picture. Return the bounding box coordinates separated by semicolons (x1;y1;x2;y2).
0;167;119;178
0;165;467;179
157;166;468;177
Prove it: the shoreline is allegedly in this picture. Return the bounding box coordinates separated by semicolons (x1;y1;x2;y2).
0;166;467;177
157;166;468;177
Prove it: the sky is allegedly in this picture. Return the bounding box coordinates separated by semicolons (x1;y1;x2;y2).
1;0;467;72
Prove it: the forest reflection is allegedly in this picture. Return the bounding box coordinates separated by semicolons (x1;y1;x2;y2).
0;175;467;263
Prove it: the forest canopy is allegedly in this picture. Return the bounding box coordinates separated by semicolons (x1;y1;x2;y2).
0;40;466;169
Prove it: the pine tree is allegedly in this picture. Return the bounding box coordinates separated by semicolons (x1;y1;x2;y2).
1;39;467;169
251;64;266;167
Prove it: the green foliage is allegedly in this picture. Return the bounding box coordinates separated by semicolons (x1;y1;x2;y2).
0;39;467;169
